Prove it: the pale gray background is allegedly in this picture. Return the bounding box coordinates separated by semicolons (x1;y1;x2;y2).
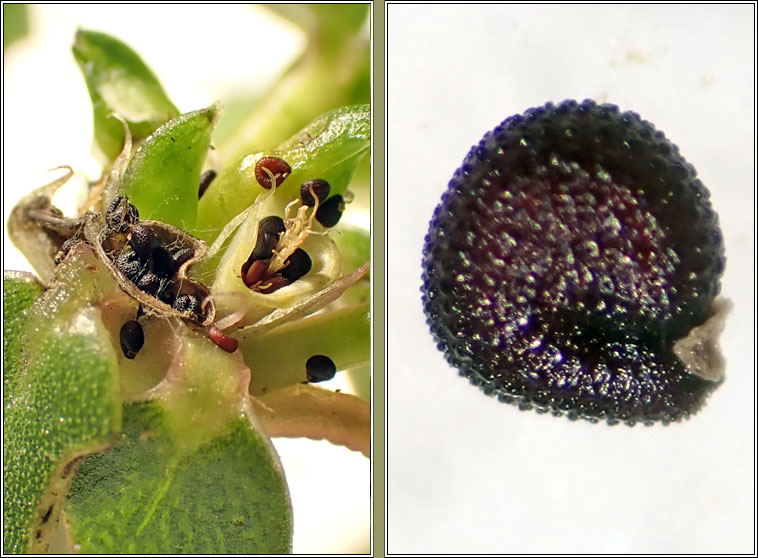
387;4;754;554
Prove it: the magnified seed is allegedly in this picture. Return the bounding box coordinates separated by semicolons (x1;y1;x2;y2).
198;169;217;199
315;195;345;228
306;355;337;383
251;216;286;261
106;196;140;233
115;250;145;283
300;179;331;207
280;248;312;282
119;320;144;359
422;99;727;425
255;156;291;189
150;246;176;278
128;224;156;259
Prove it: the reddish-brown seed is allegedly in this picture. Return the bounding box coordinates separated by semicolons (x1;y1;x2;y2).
255;157;291;189
207;325;238;353
243;259;269;287
257;275;290;294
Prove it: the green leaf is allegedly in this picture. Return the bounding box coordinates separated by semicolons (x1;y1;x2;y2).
72;29;180;162
265;4;369;37
64;326;293;554
120;104;219;230
3;247;126;554
3;4;29;49
195;104;369;244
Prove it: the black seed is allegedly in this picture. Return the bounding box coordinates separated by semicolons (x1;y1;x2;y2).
137;272;160;295
255;156;291;189
421;99;726;425
251;216;286;261
115;250;146;283
106;196;139;233
55;232;84;265
300;179;331;207
306;355;337;382
120;320;144;359
150;246;176;278
128;224;156;259
315;195;344;228
198;169;217;199
173;294;201;316
280;248;312;282
172;247;194;269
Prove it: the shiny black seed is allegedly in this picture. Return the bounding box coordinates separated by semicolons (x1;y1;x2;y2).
300;179;331;207
172;247;194;269
106;196;139;233
306;355;336;382
315;195;344;228
128;224;156;259
115;250;146;283
251;216;286;261
198;169;217;199
137;272;160;295
173;294;201;316
421;99;726;425
119;320;144;359
150;247;176;278
280;248;312;282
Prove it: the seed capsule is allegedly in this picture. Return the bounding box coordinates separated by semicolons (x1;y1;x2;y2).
300;179;331;207
119;320;144;359
306;355;337;382
280;248;312;283
315;195;345;228
255;157;291;189
106;196;140;233
128;224;156;260
198;169;217;199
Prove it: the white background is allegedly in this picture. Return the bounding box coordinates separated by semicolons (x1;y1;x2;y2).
3;5;369;554
387;4;754;554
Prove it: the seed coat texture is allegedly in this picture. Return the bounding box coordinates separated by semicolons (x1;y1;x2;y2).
421;99;727;425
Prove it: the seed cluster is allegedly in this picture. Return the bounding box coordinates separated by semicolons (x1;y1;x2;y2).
422;99;726;425
240;170;345;295
106;197;205;322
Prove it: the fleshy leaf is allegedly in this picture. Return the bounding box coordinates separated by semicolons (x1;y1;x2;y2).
120;104;220;230
3;247;126;554
72;29;179;162
195;104;369;244
64;403;292;554
242;303;370;395
64;327;293;553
